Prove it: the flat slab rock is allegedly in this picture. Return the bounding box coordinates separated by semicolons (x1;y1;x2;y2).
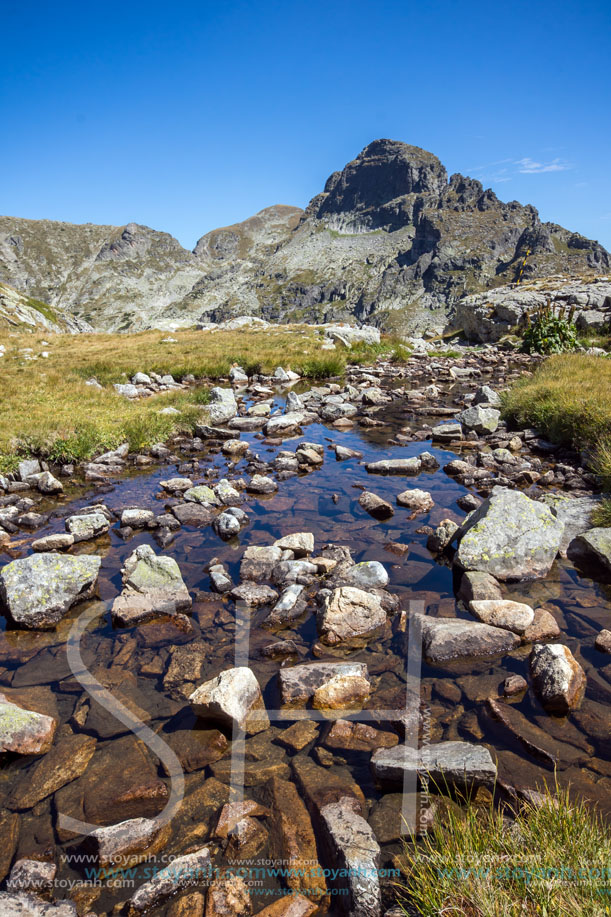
319;796;382;917
455;486;564;581
371;741;497;788
0;553;101;629
279;662;369;704
412;613;520;664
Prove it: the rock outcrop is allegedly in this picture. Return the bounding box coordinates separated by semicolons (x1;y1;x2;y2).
1;140;608;333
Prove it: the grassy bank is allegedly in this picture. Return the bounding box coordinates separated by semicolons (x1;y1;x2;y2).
502;354;611;524
0;326;403;468
396;784;611;916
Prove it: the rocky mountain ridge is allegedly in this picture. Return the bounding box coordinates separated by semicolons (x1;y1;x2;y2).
1;139;608;334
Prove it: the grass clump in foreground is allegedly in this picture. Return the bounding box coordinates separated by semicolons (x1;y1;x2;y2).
0;326;408;463
502;353;611;520
396;784;611;916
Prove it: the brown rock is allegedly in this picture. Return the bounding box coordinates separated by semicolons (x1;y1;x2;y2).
215;800;270;838
261;776;328;903
323;719;398;752
358;491;394;520
313;675;372;710
206;872;251;917
274;720;319;752
595;629;611;654
0;811;20;882
523;609;561;643
255;896;317;917
9;732;96;809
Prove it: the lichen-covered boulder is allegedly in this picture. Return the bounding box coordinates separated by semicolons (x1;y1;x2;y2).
0;693;57;754
0;553;101;628
455;487;564;581
110;544;191;626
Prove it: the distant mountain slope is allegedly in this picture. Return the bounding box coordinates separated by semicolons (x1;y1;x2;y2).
1;140;608;333
0;281;92;332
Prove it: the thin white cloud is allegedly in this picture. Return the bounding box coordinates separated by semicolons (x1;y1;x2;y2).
515;157;572;174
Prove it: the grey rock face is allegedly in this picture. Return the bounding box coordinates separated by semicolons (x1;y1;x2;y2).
0;553;101;628
208;387;238;425
529;643;586;714
319;796;381;917
455;486;564;581
344;561;389;590
189;667;270;734
0;893;77;916
412;613;520;664
371;741;497;788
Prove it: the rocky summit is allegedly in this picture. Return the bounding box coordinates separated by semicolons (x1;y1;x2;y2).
1;139;608;333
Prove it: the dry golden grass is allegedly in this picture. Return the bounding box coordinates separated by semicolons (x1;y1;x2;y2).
0;325;393;466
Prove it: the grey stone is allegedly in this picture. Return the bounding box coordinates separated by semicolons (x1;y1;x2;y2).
343;561;389;589
365;457;422;475
455;486;564;581
371;741;497;788
318;586;386;646
456;405;500;434
274;532;315;555
0;553;101;628
110;544;191;626
412;613;520;664
319;797;381;917
358;491;394;519
189;667;270;734
66;511;110;542
128;846;212;913
279;662;369;704
568;527;611;574
120;508;155;528
469;599;534;634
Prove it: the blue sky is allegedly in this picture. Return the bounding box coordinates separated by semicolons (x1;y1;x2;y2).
2;0;610;250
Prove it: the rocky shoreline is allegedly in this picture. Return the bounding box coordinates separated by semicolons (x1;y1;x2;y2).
0;346;610;916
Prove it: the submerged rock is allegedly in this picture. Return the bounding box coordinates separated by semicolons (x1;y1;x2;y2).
0;553;101;629
358;491;394;519
89;816;170;870
189;667;270;734
455;486;564;581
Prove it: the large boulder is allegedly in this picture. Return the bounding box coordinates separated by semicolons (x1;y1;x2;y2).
209;387;238;425
0;553;101;628
455;486;564;581
456;405;500;434
110;544;191;626
529;643;586;714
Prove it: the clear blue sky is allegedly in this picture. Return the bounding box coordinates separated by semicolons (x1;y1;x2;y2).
2;0;610;250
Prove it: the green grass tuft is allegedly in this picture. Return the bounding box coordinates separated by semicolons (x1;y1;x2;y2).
395;783;611;916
